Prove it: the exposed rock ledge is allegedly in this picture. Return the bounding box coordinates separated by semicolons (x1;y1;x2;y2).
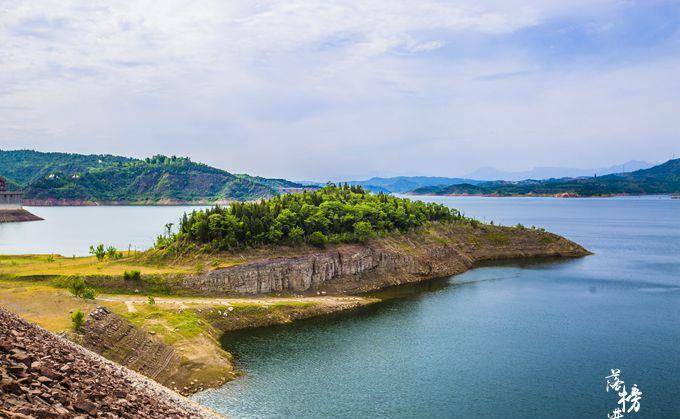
181;224;590;295
0;306;220;418
80;307;235;396
81;307;184;388
0;209;43;223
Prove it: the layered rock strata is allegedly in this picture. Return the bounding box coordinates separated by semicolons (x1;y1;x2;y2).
181;225;589;295
81;307;183;388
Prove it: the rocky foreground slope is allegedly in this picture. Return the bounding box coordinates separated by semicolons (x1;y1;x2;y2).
0;307;220;418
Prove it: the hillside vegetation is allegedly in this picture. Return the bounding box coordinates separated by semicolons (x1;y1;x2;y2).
157;184;465;251
0;150;303;203
411;159;680;197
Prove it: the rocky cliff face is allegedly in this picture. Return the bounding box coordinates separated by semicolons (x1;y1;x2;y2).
181;224;589;295
81;307;182;387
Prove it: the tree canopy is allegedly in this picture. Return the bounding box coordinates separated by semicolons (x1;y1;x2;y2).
159;184;465;250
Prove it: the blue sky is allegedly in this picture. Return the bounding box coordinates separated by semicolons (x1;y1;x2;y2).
1;0;679;180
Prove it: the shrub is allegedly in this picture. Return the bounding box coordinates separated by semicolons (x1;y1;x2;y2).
68;278;86;298
123;270;141;281
195;262;205;274
148;295;155;305
487;232;509;246
539;235;554;245
106;246;123;260
308;231;327;248
71;309;85;332
82;287;96;300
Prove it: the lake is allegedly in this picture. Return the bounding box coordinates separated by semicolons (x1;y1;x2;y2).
0;206;206;256
2;198;678;417
191;195;680;418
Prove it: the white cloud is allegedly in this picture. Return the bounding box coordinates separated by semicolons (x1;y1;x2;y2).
0;0;677;179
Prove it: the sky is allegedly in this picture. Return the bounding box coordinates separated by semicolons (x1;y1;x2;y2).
1;1;679;181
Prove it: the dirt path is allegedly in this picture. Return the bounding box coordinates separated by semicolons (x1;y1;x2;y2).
124;300;137;313
97;294;376;313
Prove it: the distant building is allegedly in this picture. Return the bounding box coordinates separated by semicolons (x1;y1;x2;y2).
0;177;41;222
0;177;24;210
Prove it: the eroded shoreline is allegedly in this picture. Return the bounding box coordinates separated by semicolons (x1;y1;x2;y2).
0;222;590;403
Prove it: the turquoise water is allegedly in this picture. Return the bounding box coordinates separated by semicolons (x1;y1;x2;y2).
0;206;206;256
193;196;680;418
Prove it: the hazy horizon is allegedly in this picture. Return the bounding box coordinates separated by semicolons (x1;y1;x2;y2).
1;1;679;180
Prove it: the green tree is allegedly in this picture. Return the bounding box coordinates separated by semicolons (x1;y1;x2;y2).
353;221;375;243
71;309;85;332
89;244;106;262
106;245;122;260
82;287;96;300
309;231;327;248
123;270;141;281
288;226;304;244
267;226;283;244
162;185;466;251
68;278;86;298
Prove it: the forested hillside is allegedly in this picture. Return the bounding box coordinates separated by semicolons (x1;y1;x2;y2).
0;150;304;203
411;159;680;197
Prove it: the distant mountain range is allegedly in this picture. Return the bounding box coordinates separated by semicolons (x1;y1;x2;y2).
463;160;654;181
331;161;655;194
344;176;483;193
0;150;304;204
411;159;680;197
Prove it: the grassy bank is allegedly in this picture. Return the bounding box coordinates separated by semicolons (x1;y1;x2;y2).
0;253;189;277
0;275;378;394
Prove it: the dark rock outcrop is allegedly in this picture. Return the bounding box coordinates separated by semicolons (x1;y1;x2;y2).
0;306;220;418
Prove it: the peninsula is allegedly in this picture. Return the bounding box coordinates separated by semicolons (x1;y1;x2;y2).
0;185;590;408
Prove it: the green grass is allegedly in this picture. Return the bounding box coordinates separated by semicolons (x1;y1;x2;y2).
539;234;556;245
121;305;206;345
486;232;509;246
0;254;191;278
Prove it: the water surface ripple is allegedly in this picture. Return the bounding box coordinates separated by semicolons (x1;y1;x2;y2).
193;196;679;418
